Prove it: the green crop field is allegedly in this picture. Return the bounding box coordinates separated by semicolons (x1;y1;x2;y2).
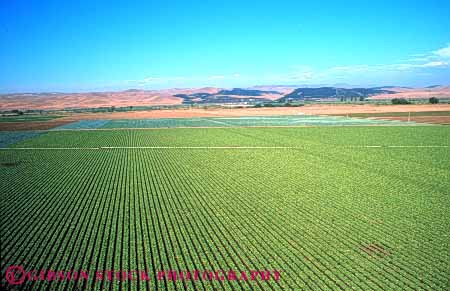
0;115;63;123
53;115;415;130
1;125;449;290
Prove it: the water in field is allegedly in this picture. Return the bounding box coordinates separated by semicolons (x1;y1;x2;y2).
51;115;416;130
0;131;44;147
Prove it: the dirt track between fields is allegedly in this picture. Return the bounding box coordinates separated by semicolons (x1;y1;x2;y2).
372;116;450;125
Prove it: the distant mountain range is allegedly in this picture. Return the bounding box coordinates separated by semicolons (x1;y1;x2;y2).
278;87;395;102
174;88;281;104
1;85;449;110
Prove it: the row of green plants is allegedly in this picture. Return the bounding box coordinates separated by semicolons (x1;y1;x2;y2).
1;126;449;290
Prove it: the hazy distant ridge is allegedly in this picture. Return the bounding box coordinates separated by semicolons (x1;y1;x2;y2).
278;87;395;102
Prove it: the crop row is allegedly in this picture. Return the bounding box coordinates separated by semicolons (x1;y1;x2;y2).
1;127;449;290
7;126;450;149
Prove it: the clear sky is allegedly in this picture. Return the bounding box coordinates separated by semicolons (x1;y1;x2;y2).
1;0;449;92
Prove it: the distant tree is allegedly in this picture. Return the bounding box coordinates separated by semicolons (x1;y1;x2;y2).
392;98;410;105
12;109;24;115
110;106;115;112
429;97;439;104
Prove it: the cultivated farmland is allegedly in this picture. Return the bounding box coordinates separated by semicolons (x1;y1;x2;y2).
1;125;449;290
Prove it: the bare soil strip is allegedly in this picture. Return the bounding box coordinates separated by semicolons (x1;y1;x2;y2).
372;116;450;124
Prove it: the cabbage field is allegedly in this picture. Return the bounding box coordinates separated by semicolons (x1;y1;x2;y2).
1;126;449;290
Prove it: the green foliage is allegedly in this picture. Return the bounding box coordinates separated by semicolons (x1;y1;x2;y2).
0;115;63;122
429;97;439;104
391;98;411;104
1;126;449;290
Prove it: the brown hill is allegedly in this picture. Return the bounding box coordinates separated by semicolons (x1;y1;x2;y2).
1;86;449;111
368;86;450;100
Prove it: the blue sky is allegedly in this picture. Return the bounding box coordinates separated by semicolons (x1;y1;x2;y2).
1;0;449;92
